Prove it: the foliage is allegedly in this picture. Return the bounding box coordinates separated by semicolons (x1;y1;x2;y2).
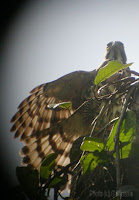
94;60;133;85
80;110;136;175
106;111;136;159
40;153;57;180
80;137;104;152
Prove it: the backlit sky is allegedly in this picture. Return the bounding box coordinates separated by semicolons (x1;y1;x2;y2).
1;0;139;189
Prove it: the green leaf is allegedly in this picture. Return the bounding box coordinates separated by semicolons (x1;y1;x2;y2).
117;111;136;159
106;111;136;159
94;60;133;85
119;111;136;142
16;166;39;198
40;153;57;179
114;142;132;159
81;150;108;174
47;101;72;110
81;153;98;174
80;137;104;152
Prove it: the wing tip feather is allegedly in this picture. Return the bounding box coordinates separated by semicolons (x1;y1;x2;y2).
10;114;17;123
20;146;29;156
30;83;45;93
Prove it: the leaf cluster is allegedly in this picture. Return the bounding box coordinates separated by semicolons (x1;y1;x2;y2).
80;110;136;175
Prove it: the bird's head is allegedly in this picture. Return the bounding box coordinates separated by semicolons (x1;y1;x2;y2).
104;41;127;64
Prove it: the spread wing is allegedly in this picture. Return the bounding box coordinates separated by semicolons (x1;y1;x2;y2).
10;83;72;140
11;70;96;168
19;100;100;169
17;91;124;170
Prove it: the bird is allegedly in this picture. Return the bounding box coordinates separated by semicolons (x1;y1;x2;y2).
10;41;130;171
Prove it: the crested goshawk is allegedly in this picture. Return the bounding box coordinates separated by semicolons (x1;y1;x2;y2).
11;41;130;170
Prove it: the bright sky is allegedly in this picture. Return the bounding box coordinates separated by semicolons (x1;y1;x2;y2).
1;0;139;189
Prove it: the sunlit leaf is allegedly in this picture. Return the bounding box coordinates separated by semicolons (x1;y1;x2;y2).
81;150;108;174
40;153;57;179
119;111;136;142
117;111;136;159
80;137;104;152
113;142;132;159
106;111;136;159
81;153;98;174
94;60;133;85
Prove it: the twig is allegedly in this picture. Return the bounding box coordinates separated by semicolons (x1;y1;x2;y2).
58;191;69;200
98;77;134;93
114;86;135;189
96;117;119;135
130;70;139;76
95;77;135;100
54;188;58;200
90;102;106;137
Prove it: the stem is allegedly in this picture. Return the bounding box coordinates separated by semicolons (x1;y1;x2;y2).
115;143;121;189
90;102;106;137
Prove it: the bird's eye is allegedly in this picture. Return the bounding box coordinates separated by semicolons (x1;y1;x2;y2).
106;46;109;50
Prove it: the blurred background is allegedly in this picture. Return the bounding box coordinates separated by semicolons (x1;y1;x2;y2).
1;0;139;194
